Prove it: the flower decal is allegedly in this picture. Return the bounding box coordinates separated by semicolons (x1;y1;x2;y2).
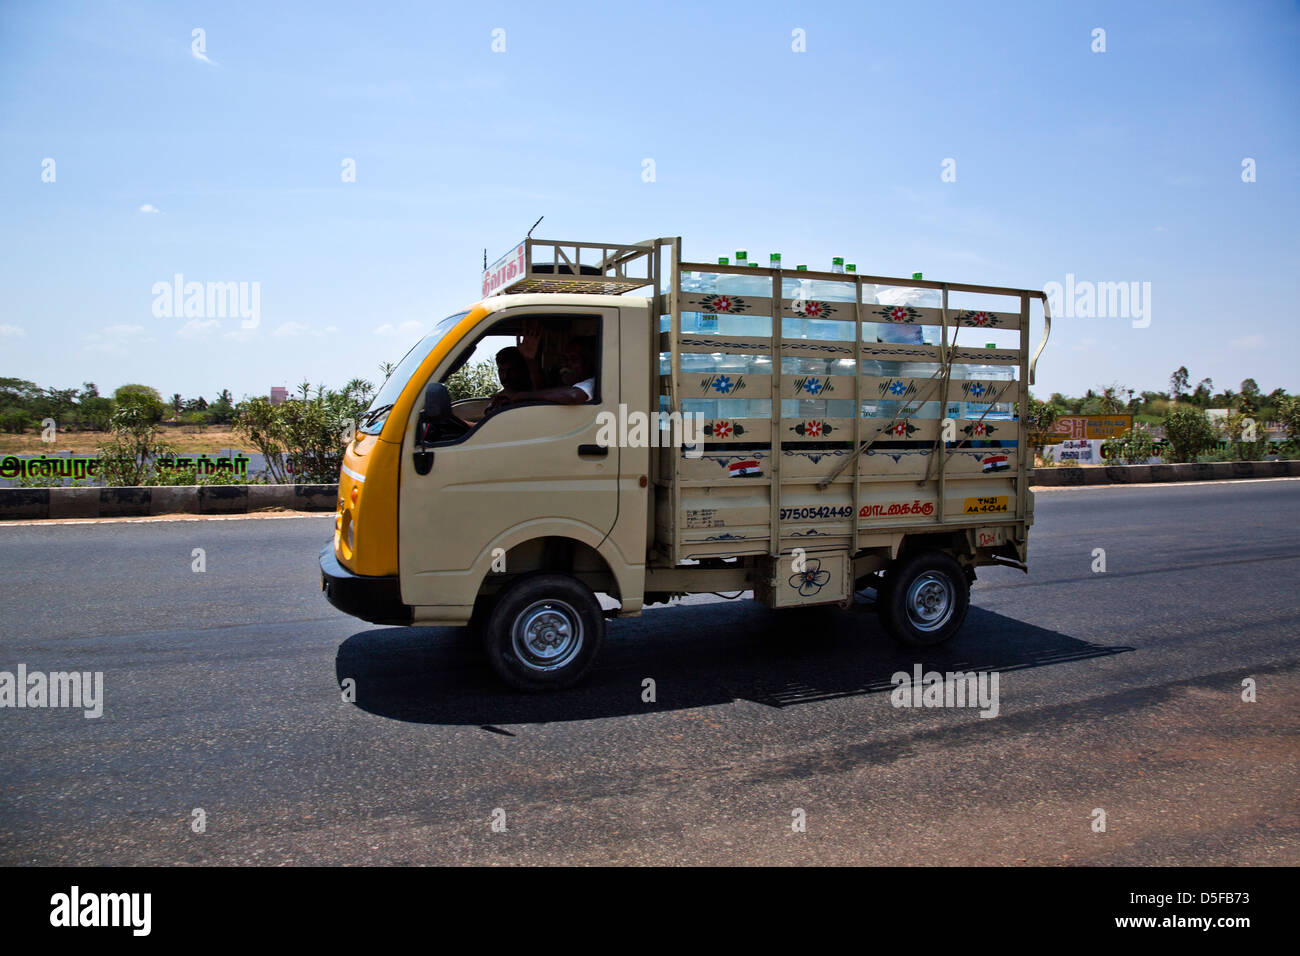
962;422;997;438
967;382;987;397
876;304;920;324
804;377;823;395
885;420;919;437
889;380;908;395
791;421;834;436
712;375;734;394
705;420;745;437
700;295;749;313
960;310;1001;328
789;558;832;597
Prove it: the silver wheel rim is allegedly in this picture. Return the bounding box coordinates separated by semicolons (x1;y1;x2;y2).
511;599;584;672
905;571;955;632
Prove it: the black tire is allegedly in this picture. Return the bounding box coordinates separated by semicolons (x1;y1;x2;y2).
877;550;970;647
482;574;604;691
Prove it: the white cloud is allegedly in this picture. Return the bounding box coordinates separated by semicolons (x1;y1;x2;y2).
374;320;424;337
177;318;221;338
139;204;160;214
272;321;311;338
104;324;145;337
1230;334;1264;349
0;324;24;338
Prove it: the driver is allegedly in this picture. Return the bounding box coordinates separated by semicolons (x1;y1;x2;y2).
496;340;595;406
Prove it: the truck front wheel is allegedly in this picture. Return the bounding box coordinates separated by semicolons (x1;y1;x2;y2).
483;574;605;691
878;551;970;647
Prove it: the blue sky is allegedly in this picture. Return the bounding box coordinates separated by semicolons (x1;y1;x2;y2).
1;0;1296;402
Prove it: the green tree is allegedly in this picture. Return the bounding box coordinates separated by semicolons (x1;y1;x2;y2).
1190;378;1212;407
78;396;113;431
1025;396;1059;455
1162;406;1217;463
208;389;235;425
112;385;165;424
1170;366;1189;400
1099;384;1126;414
44;386;80;427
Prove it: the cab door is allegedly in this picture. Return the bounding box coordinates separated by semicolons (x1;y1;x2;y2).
397;306;620;610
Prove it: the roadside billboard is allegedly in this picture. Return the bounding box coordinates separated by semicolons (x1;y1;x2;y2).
1047;414;1133;442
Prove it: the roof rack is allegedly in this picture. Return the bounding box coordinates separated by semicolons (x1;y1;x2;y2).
482;237;666;298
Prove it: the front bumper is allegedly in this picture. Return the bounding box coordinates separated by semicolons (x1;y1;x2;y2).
319;544;412;626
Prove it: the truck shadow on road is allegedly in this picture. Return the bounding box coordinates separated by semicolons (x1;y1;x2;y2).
335;598;1134;726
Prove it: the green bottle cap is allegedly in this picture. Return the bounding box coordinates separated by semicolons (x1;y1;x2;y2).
846;263;857;272
736;250;747;259
718;257;729;265
832;257;844;266
747;262;757;267
796;264;807;271
985;342;996;349
770;253;781;265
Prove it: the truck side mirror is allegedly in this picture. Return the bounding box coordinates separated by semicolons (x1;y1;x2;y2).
414;381;452;474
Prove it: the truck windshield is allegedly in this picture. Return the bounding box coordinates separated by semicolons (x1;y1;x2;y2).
358;311;469;435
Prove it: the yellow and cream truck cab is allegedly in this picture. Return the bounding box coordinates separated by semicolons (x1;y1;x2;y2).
321;237;1053;690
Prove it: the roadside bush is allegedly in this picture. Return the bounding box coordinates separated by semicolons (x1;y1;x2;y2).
1161;406;1217;463
1276;396;1300;444
1102;426;1158;464
95;400;175;486
148;463;259;486
235;382;371;484
445;360;500;402
1219;412;1272;460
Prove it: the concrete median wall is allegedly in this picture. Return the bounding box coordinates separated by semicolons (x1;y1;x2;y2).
1032;459;1300;486
0;484;338;520
2;462;1297;519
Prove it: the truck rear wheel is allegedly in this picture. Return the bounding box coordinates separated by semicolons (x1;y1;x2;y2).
878;550;970;647
482;574;604;691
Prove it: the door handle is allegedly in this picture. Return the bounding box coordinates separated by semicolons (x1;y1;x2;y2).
577;444;608;457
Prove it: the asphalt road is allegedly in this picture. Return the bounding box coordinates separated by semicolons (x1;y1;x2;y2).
1;479;1297;865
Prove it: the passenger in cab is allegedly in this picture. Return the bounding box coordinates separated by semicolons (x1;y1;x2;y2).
501;340;595;406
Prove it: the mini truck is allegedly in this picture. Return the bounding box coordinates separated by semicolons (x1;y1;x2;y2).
320;236;1053;690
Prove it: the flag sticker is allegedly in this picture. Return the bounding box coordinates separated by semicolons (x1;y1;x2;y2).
981;454;1009;473
728;459;762;478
